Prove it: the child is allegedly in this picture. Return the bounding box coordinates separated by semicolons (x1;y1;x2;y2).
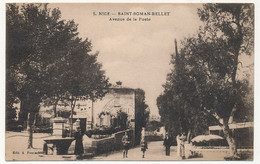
140;137;148;158
122;132;130;158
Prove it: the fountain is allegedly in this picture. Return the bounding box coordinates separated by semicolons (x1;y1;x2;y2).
43;117;74;155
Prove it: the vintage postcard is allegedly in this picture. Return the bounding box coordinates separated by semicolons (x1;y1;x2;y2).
5;2;254;161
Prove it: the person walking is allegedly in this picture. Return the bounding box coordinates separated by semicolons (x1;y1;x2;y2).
74;127;84;156
140;136;148;158
122;132;130;158
163;133;171;156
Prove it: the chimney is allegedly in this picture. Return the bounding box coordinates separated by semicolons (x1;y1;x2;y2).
116;81;122;86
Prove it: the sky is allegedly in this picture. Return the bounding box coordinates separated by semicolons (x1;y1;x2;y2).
48;3;253;116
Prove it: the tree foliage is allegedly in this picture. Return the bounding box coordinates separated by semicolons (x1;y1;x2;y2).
6;3;110;147
195;3;254;122
157;40;216;139
146;120;163;132
135;88;150;128
158;3;254;157
135;88;150;145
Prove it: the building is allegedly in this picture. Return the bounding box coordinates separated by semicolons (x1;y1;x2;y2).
36;82;135;133
72;83;135;132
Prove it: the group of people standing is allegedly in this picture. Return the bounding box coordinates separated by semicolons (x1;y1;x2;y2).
163;132;187;159
121;127;148;158
75;125;188;160
122;129;187;159
73;126;187;159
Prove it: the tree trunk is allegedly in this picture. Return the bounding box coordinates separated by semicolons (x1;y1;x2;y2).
186;130;191;143
70;98;76;137
70;110;74;137
27;112;35;149
222;118;238;157
53;100;58;118
53;96;60;117
20;99;29;129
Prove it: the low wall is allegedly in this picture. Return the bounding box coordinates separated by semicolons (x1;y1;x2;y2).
67;129;134;156
92;129;134;155
92;136;115;154
187;145;253;160
191;146;229;158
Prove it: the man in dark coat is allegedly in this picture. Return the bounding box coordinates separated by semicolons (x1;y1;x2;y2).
74;127;84;156
163;133;171;156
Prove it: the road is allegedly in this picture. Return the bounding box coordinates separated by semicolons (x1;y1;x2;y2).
6;132;227;161
6;132;180;161
92;141;180;161
92;141;228;161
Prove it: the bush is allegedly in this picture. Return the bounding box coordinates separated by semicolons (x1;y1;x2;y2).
238;151;253;160
33;125;52;133
6;120;23;132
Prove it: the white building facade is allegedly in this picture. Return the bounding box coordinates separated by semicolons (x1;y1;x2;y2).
72;84;135;132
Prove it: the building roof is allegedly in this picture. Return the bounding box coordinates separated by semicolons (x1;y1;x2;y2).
110;84;135;90
209;122;253;131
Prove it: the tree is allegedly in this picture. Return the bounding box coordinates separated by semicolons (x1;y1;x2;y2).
7;3;64;148
135;88;150;144
146;120;162;132
63;43;110;136
179;32;252;158
195;4;254;157
157;40;215;141
6;89;19;130
158;4;254;157
6;3;110;148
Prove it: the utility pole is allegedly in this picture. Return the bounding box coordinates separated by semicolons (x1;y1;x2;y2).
91;100;94;129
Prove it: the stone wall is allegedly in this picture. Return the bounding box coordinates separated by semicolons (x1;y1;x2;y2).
91;129;134;155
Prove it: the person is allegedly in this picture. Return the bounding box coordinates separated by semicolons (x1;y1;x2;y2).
140;136;148;158
122;132;130;158
179;133;186;159
43;142;48;155
141;127;146;139
163;133;171;156
74;127;84;156
176;133;181;159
